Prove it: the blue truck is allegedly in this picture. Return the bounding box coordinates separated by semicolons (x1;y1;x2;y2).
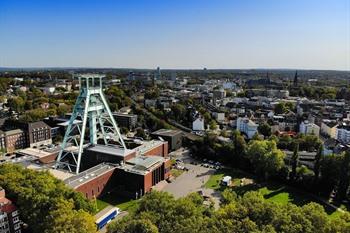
95;206;120;230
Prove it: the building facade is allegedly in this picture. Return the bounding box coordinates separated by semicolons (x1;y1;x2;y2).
236;117;258;139
0;187;21;233
113;113;138;130
192;117;205;131
4;130;27;153
299;120;320;137
336;124;350;144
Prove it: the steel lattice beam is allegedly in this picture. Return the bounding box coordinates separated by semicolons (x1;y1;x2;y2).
55;74;126;174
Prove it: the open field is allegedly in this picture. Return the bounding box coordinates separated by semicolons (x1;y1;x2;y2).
205;168;349;218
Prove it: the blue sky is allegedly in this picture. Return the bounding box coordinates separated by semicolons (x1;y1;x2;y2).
0;0;349;70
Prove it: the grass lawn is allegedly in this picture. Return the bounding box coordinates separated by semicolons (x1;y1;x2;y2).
170;168;184;178
204;168;249;190
96;192;140;213
206;168;349;218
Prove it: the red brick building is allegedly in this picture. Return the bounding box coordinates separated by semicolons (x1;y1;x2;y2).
4;129;26;154
65;140;170;199
0;187;21;233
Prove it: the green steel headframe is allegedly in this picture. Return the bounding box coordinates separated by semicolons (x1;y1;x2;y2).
55;74;126;174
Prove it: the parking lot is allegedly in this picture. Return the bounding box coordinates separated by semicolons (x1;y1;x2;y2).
163;162;215;198
162;148;222;208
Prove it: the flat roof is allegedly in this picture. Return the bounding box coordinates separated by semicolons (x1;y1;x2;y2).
113;112;137;117
4;129;23;136
57;119;82;127
86;144;135;157
127;156;164;170
25;164;75;180
17;147;59;158
134;140;164;156
119;155;166;175
65;163;116;189
1;155;37;165
152;129;182;137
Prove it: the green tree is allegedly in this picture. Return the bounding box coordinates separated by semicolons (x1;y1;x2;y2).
336;151;350;201
232;130;247;164
313;144;323;183
45;198;96;233
274;102;288;114
319;154;342;194
0;163;95;233
209;120;217;130
258;122;271;137
57;104;71;116
291;143;299;180
246;140;285;179
7;96;25;112
171;104;186;122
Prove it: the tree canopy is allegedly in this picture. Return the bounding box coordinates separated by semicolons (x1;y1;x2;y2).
107;191;350;233
0;163;96;233
246;140;285;179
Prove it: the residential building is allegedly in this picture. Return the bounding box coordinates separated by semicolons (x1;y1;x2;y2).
40;86;56;95
213;89;226;100
236;117;258;139
299;120;320;136
336;123;350;144
0;131;6;153
320;119;338;138
0;187;21;233
113;113;138;130
213;112;225;123
26;122;52;148
4;129;26;153
192;117;205;131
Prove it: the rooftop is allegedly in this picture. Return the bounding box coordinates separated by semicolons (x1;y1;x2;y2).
24;163;75;180
127;156;164;170
86;144;135;157
95;206;120;223
134;140;165;156
17;147;60;159
120;155;166;175
152;129;182;137
65;163;116;189
4;129;23;136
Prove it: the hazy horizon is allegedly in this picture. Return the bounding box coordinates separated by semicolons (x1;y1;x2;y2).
1;0;349;70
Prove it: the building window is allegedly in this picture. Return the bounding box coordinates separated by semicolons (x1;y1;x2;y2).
13;216;19;223
12;211;18;217
14;223;20;230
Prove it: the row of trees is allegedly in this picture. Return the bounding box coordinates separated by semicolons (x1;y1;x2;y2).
0;163;96;233
107;190;350;233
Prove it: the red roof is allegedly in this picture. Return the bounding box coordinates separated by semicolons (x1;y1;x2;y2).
0;197;17;213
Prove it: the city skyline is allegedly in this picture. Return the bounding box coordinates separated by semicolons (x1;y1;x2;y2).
0;0;349;70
